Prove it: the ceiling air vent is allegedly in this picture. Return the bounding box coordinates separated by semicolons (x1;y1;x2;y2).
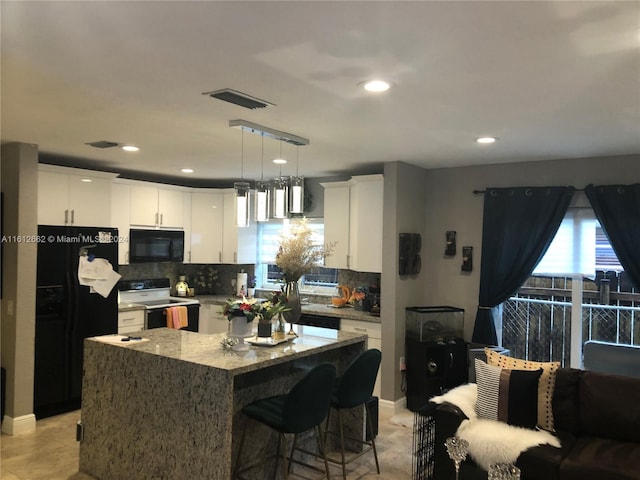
85;140;118;149
203;88;274;110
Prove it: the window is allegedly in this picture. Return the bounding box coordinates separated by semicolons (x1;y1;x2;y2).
500;207;639;368
256;218;338;292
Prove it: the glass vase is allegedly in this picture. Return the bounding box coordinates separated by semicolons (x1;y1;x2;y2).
282;281;301;335
273;314;286;340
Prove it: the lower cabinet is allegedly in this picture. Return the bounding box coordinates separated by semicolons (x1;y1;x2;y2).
118;310;145;335
198;304;229;334
341;319;382;398
405;338;468;412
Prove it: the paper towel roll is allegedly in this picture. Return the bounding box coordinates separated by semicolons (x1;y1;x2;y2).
236;272;248;297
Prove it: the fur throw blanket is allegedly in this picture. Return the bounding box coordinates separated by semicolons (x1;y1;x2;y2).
431;384;561;470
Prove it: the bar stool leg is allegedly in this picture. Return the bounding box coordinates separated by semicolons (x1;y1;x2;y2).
365;403;380;474
316;424;332;480
338;409;347;479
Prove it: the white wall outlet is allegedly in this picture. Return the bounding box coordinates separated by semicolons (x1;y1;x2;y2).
399;356;406;371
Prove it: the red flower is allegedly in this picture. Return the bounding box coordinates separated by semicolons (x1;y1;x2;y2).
240;303;251;312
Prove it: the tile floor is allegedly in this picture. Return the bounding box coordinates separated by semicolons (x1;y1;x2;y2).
1;409;415;480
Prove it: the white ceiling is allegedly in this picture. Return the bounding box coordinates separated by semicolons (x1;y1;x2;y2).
2;1;639;186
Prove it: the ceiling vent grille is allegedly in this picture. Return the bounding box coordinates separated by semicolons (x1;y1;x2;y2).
85;140;118;149
203;88;274;110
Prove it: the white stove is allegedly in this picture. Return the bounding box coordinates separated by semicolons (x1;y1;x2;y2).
118;278;200;331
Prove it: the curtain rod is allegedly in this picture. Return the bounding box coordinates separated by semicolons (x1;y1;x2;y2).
473;188;585;195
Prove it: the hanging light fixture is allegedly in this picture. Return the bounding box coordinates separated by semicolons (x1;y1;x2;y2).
289;146;304;214
234;129;250;227
255;134;270;222
271;140;289;219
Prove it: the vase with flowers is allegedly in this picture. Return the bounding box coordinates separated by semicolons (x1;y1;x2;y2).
222;292;290;340
275;218;334;330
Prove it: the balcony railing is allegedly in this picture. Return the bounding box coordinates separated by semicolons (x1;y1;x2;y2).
501;296;640;367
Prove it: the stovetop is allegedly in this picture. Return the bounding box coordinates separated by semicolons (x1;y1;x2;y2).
117;278;199;309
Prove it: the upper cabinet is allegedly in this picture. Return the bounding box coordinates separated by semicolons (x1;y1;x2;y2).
190;190;224;264
38;165;116;227
129;184;187;228
111;182;131;265
322;174;383;273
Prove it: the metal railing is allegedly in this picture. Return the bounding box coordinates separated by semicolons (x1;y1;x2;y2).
501;296;640;367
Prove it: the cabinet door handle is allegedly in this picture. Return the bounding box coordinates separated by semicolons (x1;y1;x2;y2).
155;212;159;225
188;251;191;262
160;213;163;225
346;254;350;268
219;251;222;263
234;252;237;263
354;327;368;333
64;209;69;225
449;352;454;369
71;209;75;225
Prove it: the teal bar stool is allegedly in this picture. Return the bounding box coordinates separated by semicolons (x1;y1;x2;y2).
235;362;337;479
325;348;382;478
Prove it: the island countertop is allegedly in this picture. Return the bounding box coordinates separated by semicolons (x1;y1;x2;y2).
87;327;367;375
80;327;367;480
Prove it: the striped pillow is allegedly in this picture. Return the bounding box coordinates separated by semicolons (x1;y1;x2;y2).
475;358;542;429
484;348;560;431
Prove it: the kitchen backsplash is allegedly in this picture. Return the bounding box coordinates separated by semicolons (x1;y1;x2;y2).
118;263;380;299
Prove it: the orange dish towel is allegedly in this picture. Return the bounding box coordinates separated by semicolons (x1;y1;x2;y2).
166;306;188;329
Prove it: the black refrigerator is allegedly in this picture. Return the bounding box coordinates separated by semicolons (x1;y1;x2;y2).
35;225;119;419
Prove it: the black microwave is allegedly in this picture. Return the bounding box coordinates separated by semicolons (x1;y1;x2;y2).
129;229;184;263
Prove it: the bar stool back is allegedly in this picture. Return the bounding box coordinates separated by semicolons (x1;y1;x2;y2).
326;348;382;478
235;362;337;479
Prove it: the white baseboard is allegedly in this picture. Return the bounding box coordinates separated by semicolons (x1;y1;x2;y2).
379;396;407;416
2;414;36;435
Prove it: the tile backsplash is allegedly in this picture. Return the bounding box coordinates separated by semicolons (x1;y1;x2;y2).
118;263;380;299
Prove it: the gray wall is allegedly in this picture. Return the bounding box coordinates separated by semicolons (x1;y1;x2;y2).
421;154;640;340
1;143;39;428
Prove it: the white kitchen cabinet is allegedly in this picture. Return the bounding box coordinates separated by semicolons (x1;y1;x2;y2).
129;183;187;228
38;165;115;227
198;304;229;334
118;310;145;334
111;182;131;265
322;174;383;272
341;318;382;398
321;181;351;269
221;189;257;264
190;191;224;263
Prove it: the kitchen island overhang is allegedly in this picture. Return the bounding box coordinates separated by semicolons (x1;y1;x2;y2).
79;328;367;480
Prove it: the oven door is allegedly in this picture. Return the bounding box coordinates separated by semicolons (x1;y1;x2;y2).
146;304;200;332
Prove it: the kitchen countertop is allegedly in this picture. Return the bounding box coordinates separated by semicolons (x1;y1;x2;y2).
196;294;381;323
117;294;381;323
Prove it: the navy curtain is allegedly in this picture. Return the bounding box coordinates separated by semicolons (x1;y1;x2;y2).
585;184;640;290
472;186;575;345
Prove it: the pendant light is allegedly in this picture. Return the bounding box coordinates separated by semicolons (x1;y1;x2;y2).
271;140;289;219
234;129;250;227
255;134;270;222
289;146;304;214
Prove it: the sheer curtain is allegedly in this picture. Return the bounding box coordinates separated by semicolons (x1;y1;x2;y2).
585;184;640;290
472;186;575;345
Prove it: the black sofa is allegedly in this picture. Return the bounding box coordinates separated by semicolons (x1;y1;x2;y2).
433;368;640;480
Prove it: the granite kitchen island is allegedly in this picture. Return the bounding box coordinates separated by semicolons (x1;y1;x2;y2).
79;327;367;480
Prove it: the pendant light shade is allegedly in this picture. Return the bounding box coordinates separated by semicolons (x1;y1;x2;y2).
234;181;251;227
271;177;289;219
255;180;270;222
289;176;304;214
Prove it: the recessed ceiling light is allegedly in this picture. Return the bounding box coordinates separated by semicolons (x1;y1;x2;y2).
181;168;194;173
476;137;497;144
122;145;139;152
362;80;392;93
273;158;287;165
81;178;92;183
